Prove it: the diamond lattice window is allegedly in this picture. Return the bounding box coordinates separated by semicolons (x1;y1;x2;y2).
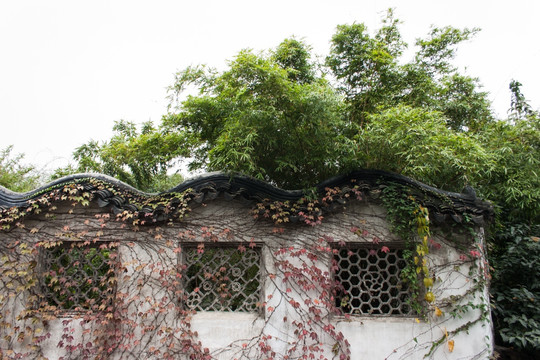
39;242;116;312
182;244;261;312
334;245;413;316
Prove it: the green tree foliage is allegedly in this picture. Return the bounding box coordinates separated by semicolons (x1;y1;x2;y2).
490;224;540;352
484;84;540;354
271;38;315;84
63;14;497;193
479;115;540;224
353;105;496;191
327;10;492;131
59;120;185;192
326;13;406;126
0;145;41;192
163;39;354;189
508;79;537;120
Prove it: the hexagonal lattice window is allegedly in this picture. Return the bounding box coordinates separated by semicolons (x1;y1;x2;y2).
182;245;261;312
334;246;413;316
39;242;117;312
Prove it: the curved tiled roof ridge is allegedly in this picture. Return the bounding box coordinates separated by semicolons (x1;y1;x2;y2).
0;170;493;225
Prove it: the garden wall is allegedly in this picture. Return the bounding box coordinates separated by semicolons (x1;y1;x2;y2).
0;171;494;359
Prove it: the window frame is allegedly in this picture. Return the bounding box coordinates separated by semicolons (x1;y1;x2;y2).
332;241;415;317
178;242;264;313
37;241;118;314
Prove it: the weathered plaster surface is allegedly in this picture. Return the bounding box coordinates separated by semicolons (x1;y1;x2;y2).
1;197;492;359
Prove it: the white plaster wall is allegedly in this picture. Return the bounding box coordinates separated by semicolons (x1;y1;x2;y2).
182;200;493;360
185;203;492;360
0;199;493;360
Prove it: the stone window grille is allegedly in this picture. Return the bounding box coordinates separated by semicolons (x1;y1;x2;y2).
181;244;262;312
38;242;117;312
334;244;413;316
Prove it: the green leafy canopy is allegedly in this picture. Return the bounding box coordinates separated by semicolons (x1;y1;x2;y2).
0;145;41;192
162;39;355;189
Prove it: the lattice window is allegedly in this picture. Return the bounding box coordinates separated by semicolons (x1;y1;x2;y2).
39;242;117;312
334;245;413;316
181;244;261;312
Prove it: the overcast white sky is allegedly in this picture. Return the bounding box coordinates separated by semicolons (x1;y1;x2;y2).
1;0;538;174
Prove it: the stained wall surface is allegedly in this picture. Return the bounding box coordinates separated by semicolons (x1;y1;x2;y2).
1;196;493;360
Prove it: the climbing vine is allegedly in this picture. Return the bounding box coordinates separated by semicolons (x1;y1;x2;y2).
380;183;492;356
0;176;492;359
